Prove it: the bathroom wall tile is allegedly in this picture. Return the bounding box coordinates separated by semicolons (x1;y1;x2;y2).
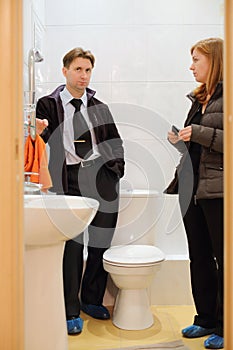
142;82;197;126
42;24;223;86
147;26;191;82
44;26;115;82
100;26;148;82
120;149;161;190
33;18;45;54
32;0;46;25
183;25;224;46
89;82;112;104
43;22;223;87
44;25;148;83
151;262;192;304
72;0;135;25
45;0;135;25
181;0;224;25
110;82;196;128
23;0;46;92
134;0;223;25
147;25;223;82
121;138;180;192
23;0;33;66
44;0;223;26
45;0;77;25
108;101;170;140
36;82;60;101
134;0;185;24
111;82;148;106
153;194;189;254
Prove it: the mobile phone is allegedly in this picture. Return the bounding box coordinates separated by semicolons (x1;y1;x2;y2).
172;125;180;135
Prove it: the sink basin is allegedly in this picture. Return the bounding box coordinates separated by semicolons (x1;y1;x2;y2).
24;194;99;245
24;194;99;350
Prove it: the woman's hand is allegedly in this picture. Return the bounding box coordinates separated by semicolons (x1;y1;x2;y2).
179;126;192;141
167;131;181;144
168;125;192;144
36;118;48;135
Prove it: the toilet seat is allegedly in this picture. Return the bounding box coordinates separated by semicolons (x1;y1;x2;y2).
103;245;165;266
103;261;159;267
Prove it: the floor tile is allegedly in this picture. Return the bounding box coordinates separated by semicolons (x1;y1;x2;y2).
68;305;224;350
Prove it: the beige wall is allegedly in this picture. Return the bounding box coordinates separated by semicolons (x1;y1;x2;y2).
0;0;24;349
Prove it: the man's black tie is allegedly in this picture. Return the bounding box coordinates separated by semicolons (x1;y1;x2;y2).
70;98;93;160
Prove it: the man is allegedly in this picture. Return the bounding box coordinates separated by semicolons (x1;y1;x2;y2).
36;47;124;335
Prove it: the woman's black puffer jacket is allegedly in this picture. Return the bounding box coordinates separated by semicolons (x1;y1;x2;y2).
166;82;223;199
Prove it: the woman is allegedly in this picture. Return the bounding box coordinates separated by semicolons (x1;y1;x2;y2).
166;38;224;349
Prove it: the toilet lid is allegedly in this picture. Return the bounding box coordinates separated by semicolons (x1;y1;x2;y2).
103;245;165;265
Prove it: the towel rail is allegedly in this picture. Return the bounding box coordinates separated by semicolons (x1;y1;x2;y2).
26;48;44;140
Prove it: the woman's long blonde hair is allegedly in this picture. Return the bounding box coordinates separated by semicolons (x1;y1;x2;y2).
191;37;223;104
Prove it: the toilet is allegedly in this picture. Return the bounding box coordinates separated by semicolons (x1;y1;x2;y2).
103;189;165;330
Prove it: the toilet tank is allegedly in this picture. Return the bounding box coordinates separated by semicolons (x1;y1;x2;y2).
112;189;163;246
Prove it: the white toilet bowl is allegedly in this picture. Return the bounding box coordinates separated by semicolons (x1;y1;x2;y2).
103;244;165;330
103;189;165;330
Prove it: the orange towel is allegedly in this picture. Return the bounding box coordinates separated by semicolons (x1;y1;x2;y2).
24;134;52;192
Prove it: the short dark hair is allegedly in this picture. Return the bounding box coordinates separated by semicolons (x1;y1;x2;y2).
63;47;95;68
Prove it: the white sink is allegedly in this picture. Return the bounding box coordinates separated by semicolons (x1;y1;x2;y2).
24;194;99;350
24;194;99;246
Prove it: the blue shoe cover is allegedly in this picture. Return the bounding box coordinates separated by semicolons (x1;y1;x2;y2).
81;302;110;319
204;334;224;349
182;324;215;338
67;317;83;335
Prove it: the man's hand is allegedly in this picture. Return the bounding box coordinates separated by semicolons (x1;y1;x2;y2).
36;118;48;135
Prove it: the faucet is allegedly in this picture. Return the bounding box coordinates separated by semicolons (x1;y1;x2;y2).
24;172;42;195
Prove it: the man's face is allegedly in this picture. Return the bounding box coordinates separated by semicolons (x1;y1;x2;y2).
62;57;93;96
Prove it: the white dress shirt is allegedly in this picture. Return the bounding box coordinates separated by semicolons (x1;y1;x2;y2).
60;87;100;165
